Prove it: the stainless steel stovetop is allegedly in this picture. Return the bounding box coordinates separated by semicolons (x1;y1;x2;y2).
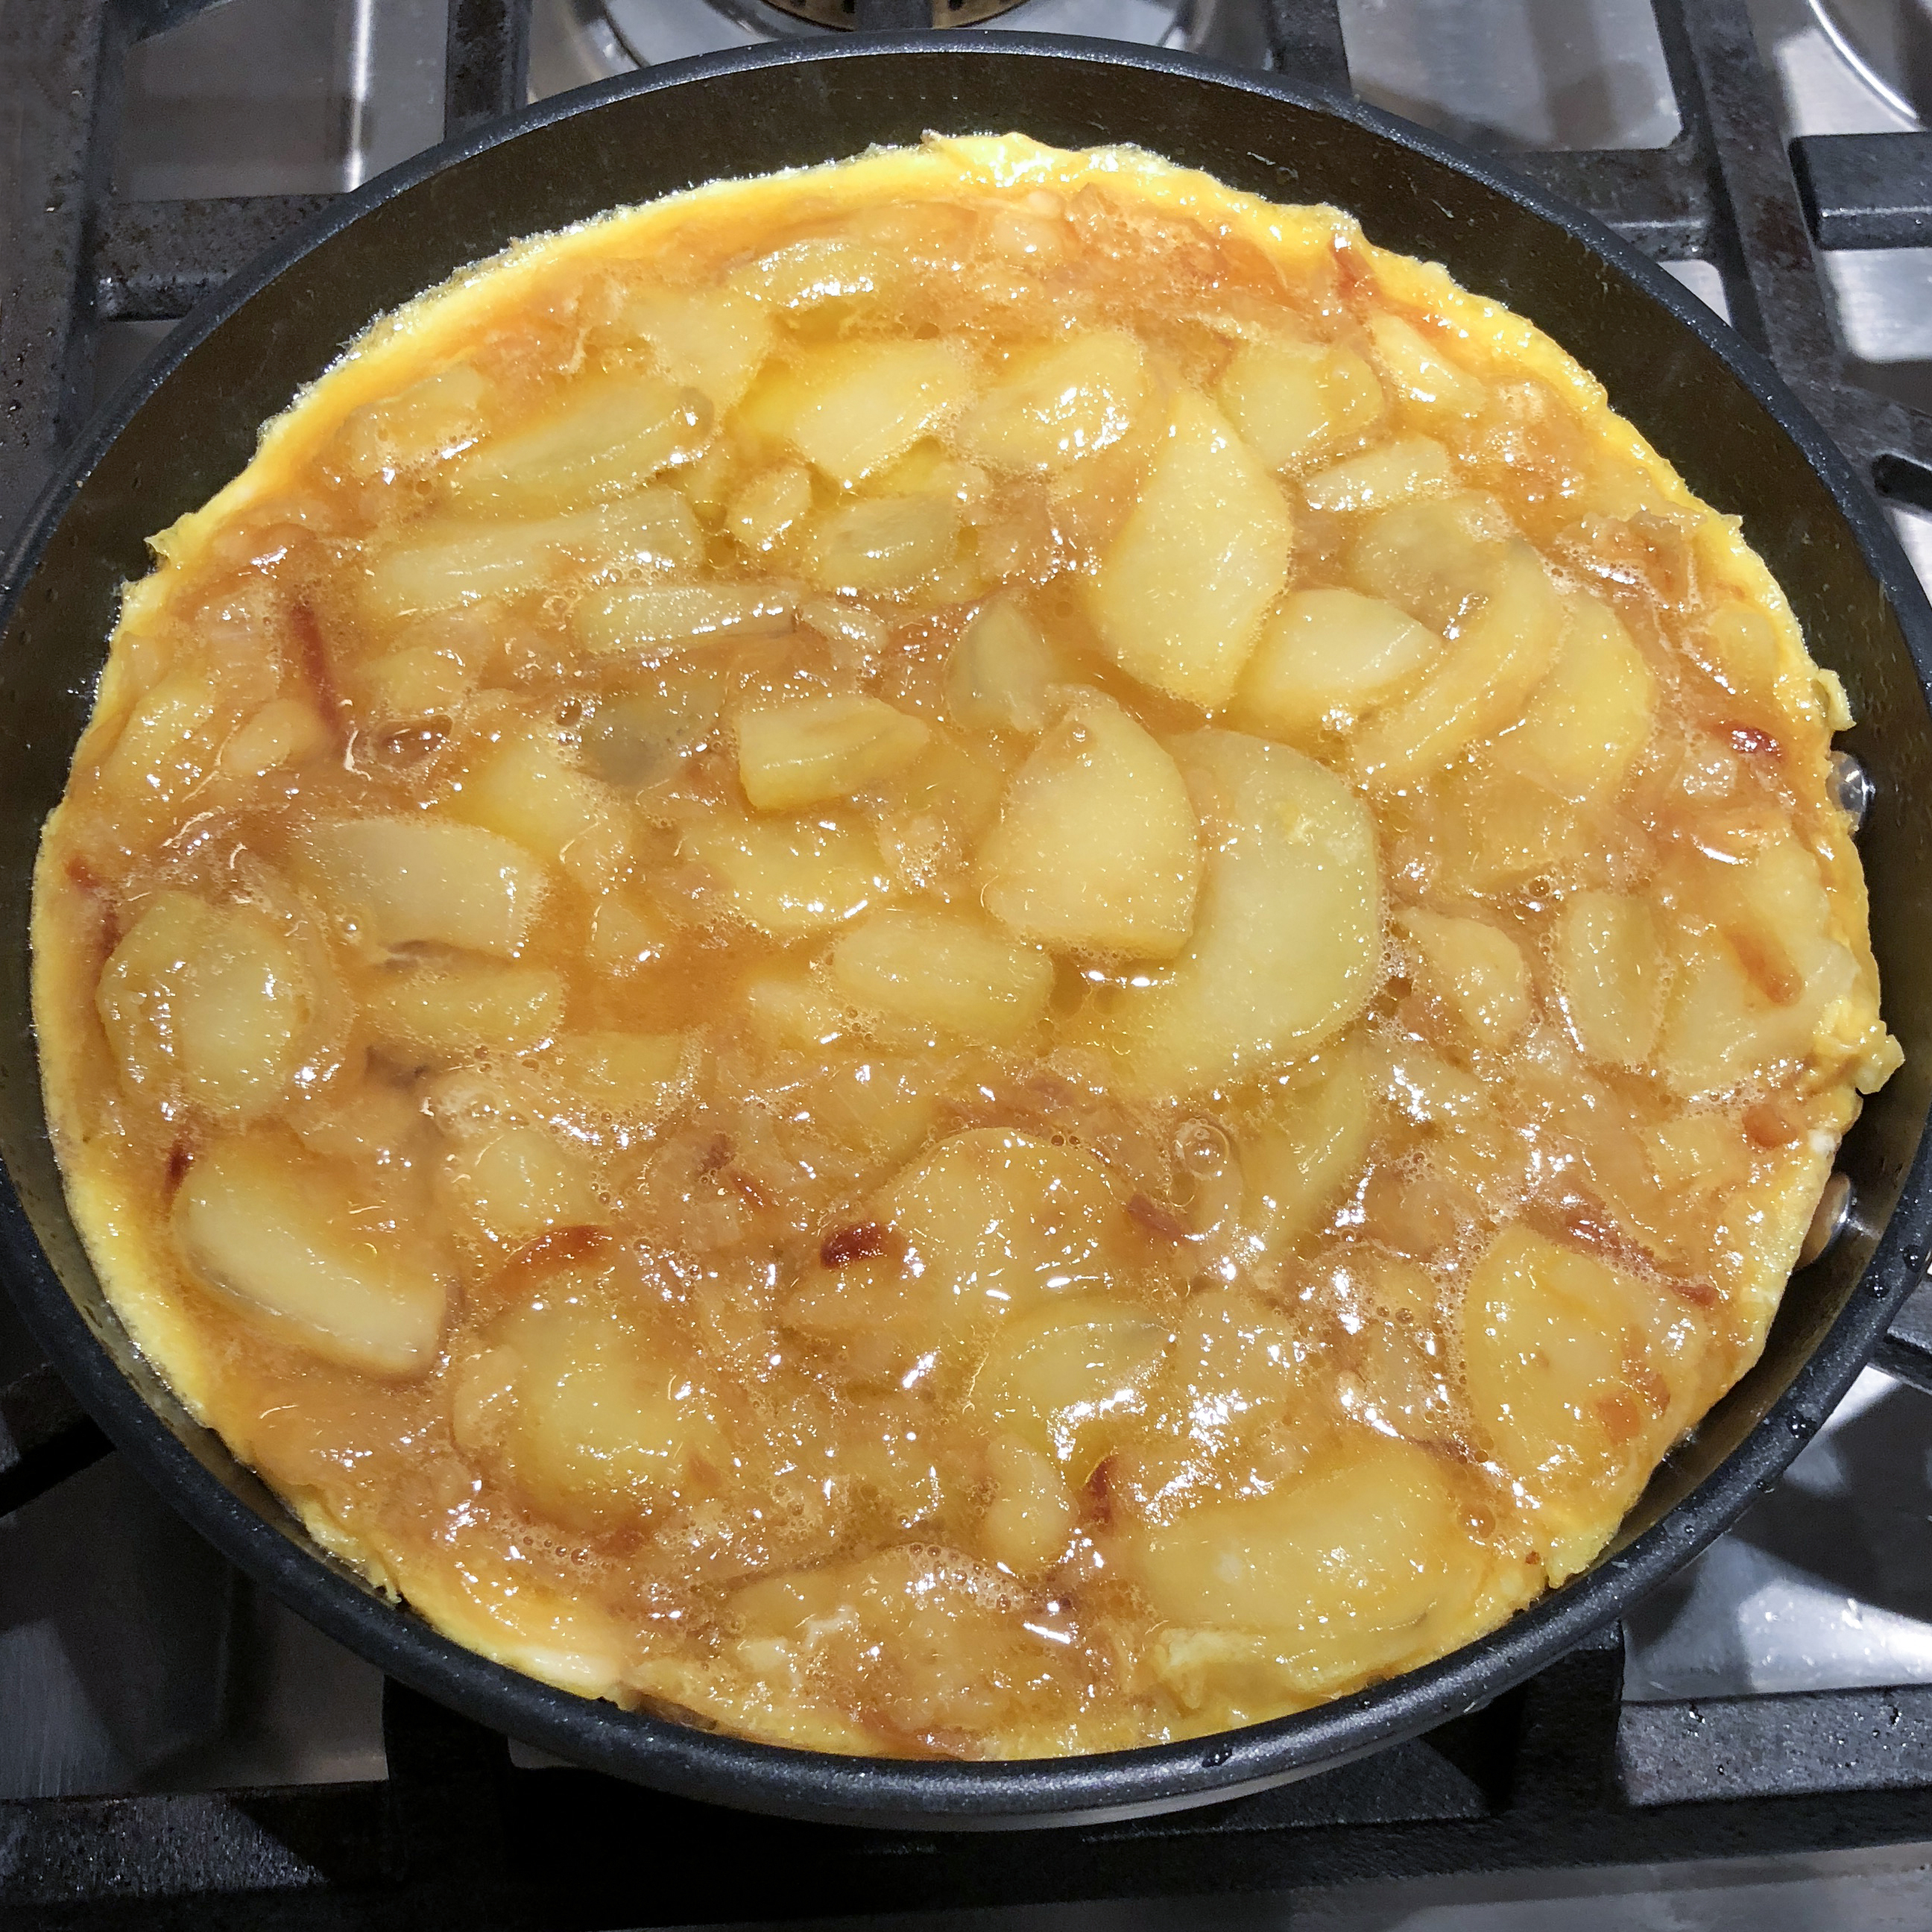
7;1;1932;1924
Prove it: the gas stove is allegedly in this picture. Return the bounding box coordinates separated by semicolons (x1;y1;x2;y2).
7;2;1932;1925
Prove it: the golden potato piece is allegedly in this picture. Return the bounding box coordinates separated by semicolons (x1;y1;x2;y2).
1234;587;1442;741
977;1436;1076;1576
339;362;487;480
1241;1044;1374;1256
1366;313;1488;417
959;329;1148;472
446;373;707;514
735;695;930;811
726;462;813;554
1215;337;1385;473
1303;434;1455;515
98;893;318;1119
973;1297;1169;1476
1553;891;1665;1069
574;581;796;654
174;1134;449;1374
1503;595;1656;804
1398;909;1532;1049
361;961;566;1055
681;812;888;938
445;733;632;893
1161;1288;1307;1444
944;597;1061;735
1350;542;1562;786
1103;730;1382;1090
1655;834;1864;1097
1459;1225;1702;1579
976;690;1202;959
830;907;1051;1045
753;339;976;488
879;1128;1128;1336
618;285;774;411
299;816;549;958
804;496;960;599
1120;1431;1489;1691
481;1292;722;1528
364;492;701;621
442;1125;606;1251
1085;389;1294;707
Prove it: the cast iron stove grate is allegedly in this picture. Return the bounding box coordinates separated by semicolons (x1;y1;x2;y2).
7;1;1932;1925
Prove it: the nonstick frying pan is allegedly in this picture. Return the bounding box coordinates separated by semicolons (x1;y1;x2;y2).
4;35;1932;1831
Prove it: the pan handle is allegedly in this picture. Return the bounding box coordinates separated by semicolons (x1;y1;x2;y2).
0;1362;111;1516
1877;1282;1932;1398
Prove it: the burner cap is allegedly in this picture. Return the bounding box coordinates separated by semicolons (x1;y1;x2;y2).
762;0;1032;25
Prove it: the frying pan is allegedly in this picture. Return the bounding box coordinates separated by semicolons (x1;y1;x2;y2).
4;35;1932;1831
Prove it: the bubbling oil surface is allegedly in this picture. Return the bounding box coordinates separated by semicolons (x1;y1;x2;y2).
32;137;1897;1758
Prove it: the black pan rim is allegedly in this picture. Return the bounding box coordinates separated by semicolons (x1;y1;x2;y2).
4;31;1931;1830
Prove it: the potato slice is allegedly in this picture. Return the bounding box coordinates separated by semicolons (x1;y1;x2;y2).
1160;1288;1306;1444
1459;1225;1698;1579
1102;731;1382;1090
618;285;774;411
96;670;227;810
804;496;959;599
174;1134;448;1374
726;463;813;554
1303;434;1455;515
574;581;796;655
879;1128;1129;1338
1118;1431;1488;1690
751;340;976;488
1347;493;1511;633
978;1436;1076;1576
98;893;317;1118
1085;389;1295;707
1398;909;1532;1049
1214;338;1385;473
361;960;566;1054
681;812;888;938
958;329;1148;473
339;362;487;480
973;1297;1169;1477
976;690;1202;959
445;373;707;514
1349;542;1562;786
1234;588;1442;741
944;597;1061;734
1242;1044;1374;1255
483;1292;722;1528
830;907;1052;1045
445;733;631;893
299;816;549;957
1553;891;1665;1068
736;695;930;811
1366;313;1488;417
365;491;701;619
442;1125;607;1251
1501;594;1656;803
1655;833;1863;1096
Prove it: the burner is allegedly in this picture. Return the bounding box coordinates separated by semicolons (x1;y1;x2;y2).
762;0;1032;25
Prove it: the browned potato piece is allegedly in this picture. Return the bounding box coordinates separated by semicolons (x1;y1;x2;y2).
976;691;1202;959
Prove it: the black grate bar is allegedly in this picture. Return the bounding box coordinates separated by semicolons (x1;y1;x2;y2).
1622;1682;1932;1806
0;1363;112;1519
444;0;531;140
1792;130;1932;250
0;0;118;541
1507;147;1714;261
1265;0;1351;90
93;196;338;323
